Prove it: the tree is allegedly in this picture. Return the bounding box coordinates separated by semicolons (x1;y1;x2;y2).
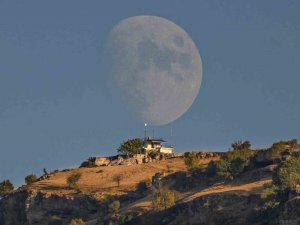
152;189;179;211
67;173;81;189
25;174;38;185
69;218;85;225
117;138;144;155
0;180;14;197
272;155;300;191
113;174;123;187
231;140;251;151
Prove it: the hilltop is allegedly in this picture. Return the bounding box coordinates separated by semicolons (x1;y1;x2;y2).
0;139;300;225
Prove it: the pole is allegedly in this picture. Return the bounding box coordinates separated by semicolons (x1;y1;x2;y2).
144;123;147;140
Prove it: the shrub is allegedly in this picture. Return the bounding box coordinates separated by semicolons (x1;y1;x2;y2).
68;218;85;225
207;159;231;178
119;212;138;224
152;189;179;211
260;183;278;199
184;155;200;170
109;200;120;214
25;174;38;185
231;140;251;151
272;155;300;191
67;173;81;189
207;145;255;178
266;139;298;162
0;180;14;197
230;157;248;176
99;194;117;204
252;182;287;224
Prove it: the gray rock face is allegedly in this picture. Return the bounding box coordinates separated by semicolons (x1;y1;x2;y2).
0;190;104;225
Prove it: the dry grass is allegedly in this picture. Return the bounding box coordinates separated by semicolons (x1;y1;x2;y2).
27;158;187;196
26;156;273;220
121;178;272;214
182;178;272;203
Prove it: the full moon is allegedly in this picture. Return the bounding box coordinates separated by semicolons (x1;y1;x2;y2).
105;16;202;125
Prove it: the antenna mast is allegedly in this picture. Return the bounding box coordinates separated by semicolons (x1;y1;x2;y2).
144;123;147;140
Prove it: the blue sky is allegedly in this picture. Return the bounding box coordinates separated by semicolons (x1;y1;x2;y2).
0;0;300;186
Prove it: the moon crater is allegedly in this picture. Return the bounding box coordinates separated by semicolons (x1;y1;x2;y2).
105;16;202;125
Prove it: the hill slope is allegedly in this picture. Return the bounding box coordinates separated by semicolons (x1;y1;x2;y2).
1;145;300;225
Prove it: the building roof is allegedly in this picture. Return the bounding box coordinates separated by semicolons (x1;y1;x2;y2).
145;137;166;143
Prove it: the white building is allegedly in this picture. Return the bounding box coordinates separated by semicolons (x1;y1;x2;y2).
143;137;173;154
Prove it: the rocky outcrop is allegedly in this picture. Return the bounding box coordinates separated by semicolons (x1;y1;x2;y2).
132;191;300;225
132;191;265;225
254;146;300;166
80;152;218;168
183;151;219;159
0;190;104;225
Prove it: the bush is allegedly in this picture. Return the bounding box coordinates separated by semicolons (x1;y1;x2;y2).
25;174;38;185
251;182;288;224
266;139;298;162
230;157;248;176
209;159;232;178
109;200;120;214
68;218;85;225
272;155;300;191
231;140;251;151
207;146;254;178
260;183;278;199
152;189;179;211
119;212;138;224
0;180;14;197
67;173;81;189
184;155;200;170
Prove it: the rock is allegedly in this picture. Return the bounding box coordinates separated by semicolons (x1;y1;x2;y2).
119;157;137;166
94;157;111;166
0;190;105;225
133;191;265;225
80;151;217;168
134;154;146;164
